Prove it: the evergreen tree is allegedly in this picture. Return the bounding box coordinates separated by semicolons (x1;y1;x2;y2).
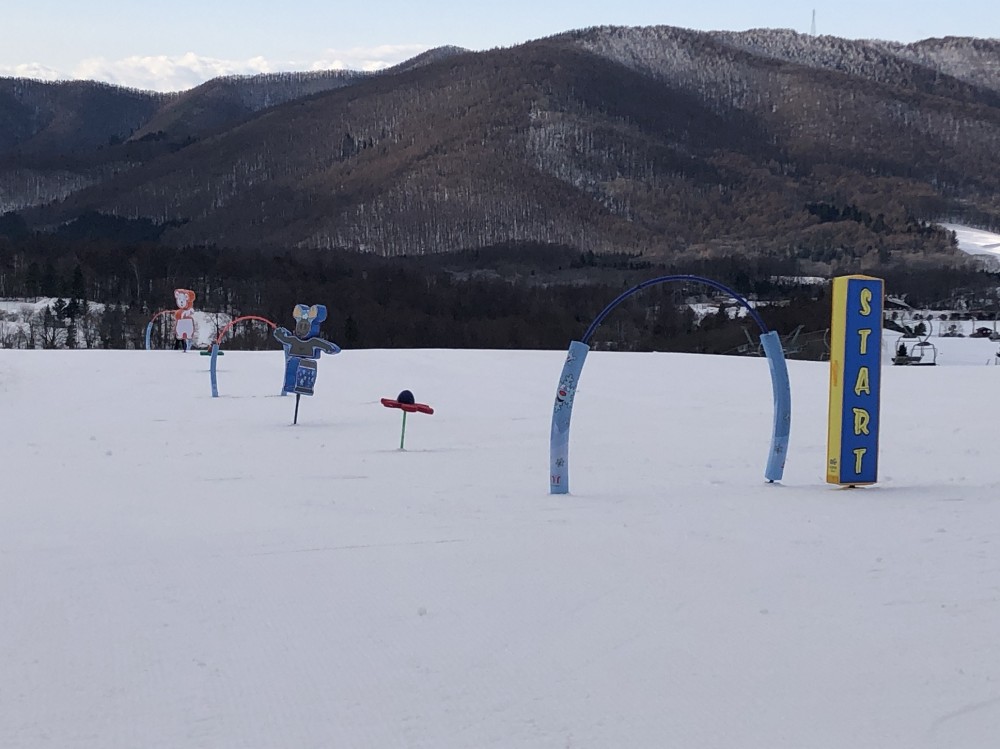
71;265;88;316
344;315;361;347
25;262;41;298
41;263;58;297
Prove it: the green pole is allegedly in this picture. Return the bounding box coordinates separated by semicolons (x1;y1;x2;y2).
400;411;408;450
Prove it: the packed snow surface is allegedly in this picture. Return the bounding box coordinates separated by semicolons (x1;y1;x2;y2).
1;346;999;748
940;223;1000;258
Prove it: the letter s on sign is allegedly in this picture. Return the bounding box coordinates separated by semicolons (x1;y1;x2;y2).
860;287;872;316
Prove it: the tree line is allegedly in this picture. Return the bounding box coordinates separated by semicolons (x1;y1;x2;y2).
4;219;997;356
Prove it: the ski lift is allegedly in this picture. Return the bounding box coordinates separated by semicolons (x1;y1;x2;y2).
909;340;938;365
940;322;964;338
970;325;994;338
892;332;914;362
893;336;937;366
965;312;999;341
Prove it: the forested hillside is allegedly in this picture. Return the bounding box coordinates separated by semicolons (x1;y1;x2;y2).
0;28;996;265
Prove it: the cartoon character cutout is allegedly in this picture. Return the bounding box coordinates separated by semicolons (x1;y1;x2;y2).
273;304;341;396
173;288;196;350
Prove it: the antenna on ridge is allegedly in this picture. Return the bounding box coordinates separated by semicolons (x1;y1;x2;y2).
811;9;817;36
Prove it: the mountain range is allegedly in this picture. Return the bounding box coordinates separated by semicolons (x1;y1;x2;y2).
2;27;999;265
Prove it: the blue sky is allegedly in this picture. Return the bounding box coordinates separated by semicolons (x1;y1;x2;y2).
3;0;998;91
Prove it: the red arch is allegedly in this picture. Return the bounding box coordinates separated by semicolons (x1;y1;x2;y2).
214;315;278;346
144;309;178;350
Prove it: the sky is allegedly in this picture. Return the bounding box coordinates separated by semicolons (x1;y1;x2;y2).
2;0;999;92
2;329;1000;746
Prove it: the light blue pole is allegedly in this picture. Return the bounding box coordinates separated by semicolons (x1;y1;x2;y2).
144;321;153;351
210;343;220;397
549;341;590;494
760;330;791;482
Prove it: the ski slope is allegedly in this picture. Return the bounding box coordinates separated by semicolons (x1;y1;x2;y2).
1;347;999;748
941;223;1000;261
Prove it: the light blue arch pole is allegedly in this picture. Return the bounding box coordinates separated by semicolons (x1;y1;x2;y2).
144;310;173;351
759;329;792;481
210;344;220;398
549;274;791;494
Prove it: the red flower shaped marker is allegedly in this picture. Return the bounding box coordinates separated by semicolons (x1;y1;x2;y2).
381;390;434;450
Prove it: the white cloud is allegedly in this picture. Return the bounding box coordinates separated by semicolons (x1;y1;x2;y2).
72;53;273;92
2;45;434;92
0;62;63;81
309;44;432;72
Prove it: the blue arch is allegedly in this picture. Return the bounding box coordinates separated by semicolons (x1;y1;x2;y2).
581;274;769;343
549;275;791;494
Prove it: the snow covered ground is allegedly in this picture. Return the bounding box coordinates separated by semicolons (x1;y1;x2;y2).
1;346;999;748
941;223;1000;260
